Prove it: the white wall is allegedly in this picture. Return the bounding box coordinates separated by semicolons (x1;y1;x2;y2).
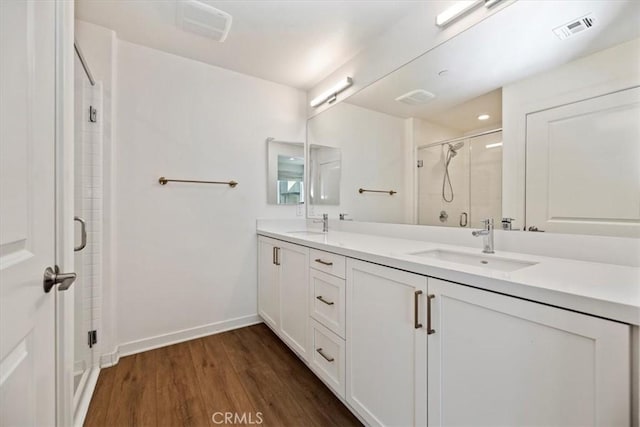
307;102;407;223
502;38;640;226
113;40;306;352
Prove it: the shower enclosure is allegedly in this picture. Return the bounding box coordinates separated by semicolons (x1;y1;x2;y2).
73;42;103;416
417;130;502;229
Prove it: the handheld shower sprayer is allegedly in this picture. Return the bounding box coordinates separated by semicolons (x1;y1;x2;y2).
442;141;464;202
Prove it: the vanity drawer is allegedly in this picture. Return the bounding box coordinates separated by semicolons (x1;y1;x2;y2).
310;269;345;338
309;319;345;399
309;248;346;278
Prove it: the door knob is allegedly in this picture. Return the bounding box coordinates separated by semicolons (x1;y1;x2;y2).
43;266;76;293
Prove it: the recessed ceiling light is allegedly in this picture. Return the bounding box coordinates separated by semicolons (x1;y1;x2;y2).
477;114;490;120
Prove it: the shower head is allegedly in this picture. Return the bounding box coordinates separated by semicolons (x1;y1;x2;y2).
448;141;464;152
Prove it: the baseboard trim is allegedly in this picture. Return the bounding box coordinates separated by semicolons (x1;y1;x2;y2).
100;314;262;367
74;367;100;427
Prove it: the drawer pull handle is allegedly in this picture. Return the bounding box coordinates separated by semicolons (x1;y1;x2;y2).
315;258;333;266
414;290;423;329
316;295;335;306
316;348;334;362
427;294;435;335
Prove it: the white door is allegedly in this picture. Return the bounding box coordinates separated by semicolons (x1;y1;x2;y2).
346;259;428;427
278;243;309;360
0;1;57;425
427;278;630;427
257;237;279;329
526;87;640;237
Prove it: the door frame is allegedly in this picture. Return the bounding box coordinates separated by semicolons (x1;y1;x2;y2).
54;0;75;425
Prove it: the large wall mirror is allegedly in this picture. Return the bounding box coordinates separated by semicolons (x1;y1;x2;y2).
307;1;640;237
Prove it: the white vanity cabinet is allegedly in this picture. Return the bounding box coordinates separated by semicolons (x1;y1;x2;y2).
346;259;428;427
258;235;632;427
426;277;630;427
257;236;310;360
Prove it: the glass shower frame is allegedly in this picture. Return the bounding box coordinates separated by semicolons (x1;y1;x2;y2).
417;130;502;229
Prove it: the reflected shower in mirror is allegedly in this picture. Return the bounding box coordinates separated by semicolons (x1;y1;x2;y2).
308;144;341;206
267;138;304;205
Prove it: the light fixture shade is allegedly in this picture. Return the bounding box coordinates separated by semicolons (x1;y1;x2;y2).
309;77;354;108
436;0;483;27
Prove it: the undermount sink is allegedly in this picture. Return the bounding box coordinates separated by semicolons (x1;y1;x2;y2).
287;230;326;236
408;249;538;272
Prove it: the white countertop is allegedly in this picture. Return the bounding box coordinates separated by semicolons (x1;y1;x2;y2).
257;224;640;326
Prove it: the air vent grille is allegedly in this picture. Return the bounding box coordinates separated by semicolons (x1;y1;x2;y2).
395;89;436;105
176;0;232;42
553;13;597;40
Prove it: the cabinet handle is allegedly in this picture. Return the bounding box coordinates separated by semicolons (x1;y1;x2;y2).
273;247;281;265
316;295;335;306
272;247;277;265
315;258;333;266
427;294;435;335
414;290;423;329
316;348;334;362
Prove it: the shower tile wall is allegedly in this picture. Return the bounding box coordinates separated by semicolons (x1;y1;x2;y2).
74;80;104;375
417;127;502;228
418;144;470;227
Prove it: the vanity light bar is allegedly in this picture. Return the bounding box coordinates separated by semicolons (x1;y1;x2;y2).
436;0;504;27
309;77;353;108
436;0;482;27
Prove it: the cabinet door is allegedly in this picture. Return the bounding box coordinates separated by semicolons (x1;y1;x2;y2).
279;243;310;360
346;259;428;427
257;237;279;329
427;278;630;427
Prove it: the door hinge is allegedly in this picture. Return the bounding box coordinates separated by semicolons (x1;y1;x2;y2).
417;160;424;168
88;330;97;348
89;106;97;123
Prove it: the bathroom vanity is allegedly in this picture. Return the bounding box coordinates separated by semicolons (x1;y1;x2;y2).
256;224;636;427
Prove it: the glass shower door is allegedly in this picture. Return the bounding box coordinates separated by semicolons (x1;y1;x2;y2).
417;142;470;227
468;131;503;229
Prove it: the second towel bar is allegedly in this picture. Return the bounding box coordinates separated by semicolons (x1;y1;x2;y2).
359;188;396;195
158;177;238;187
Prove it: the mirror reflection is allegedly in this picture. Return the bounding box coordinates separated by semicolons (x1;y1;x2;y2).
308;144;341;206
307;1;640;237
267;139;304;205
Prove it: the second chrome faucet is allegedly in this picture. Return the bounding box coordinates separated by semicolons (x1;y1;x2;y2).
313;213;329;233
472;218;495;254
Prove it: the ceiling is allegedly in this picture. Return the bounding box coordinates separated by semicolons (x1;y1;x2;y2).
345;0;640;131
75;0;423;89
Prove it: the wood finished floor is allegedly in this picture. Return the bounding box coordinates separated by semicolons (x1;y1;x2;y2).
84;324;361;427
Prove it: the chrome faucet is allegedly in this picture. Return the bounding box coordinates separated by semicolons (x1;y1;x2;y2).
314;213;329;233
472;218;495;254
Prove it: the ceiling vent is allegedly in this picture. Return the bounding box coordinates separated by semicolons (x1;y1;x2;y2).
395;89;436;105
176;0;232;42
553;13;596;40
